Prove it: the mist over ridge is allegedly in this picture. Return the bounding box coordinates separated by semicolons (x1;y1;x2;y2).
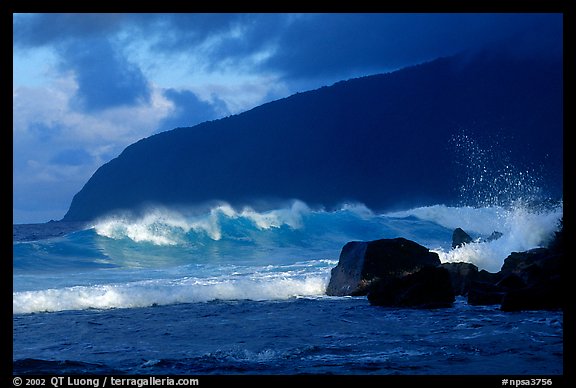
63;51;563;222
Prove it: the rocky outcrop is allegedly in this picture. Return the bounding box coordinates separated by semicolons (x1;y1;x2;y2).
452;228;472;249
500;248;561;287
325;238;440;296
442;227;506;297
327;219;563;311
467;273;524;306
325;237;455;308
467;220;563;311
451;228;503;249
441;262;479;296
500;277;562;311
485;231;503;243
499;246;562;311
367;266;455;308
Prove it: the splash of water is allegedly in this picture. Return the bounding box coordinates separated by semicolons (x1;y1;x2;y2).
450;131;545;208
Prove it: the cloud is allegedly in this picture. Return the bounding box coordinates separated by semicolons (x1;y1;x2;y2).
263;13;563;80
50;149;94;166
26;121;63;142
15;13;562;114
14;13;562;84
156;88;223;132
57;37;151;112
13;13;128;48
12;12;562;223
12;76;174;223
14;14;152;113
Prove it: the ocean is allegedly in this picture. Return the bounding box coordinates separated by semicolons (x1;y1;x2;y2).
12;199;564;377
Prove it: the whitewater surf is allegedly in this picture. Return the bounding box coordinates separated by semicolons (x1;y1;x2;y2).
13;199;562;315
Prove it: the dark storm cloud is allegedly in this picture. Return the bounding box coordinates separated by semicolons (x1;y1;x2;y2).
13;13;127;48
158;14;291;59
13;13;562;106
12;13;240;49
58;37;151;112
136;13;563;80
94;13;562;80
263;13;563;79
148;13;247;49
14;14;152;112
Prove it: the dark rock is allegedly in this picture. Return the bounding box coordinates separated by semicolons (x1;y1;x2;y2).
500;248;561;293
467;281;506;305
441;262;479;296
501;248;550;273
468;271;539;306
452;228;473;249
325;237;440;296
495;273;526;290
500;276;563;311
495;239;563;311
452;228;503;249
475;269;504;284
468;246;563;310
325;241;369;296
484;231;503;242
468;218;563;311
367;266;455;308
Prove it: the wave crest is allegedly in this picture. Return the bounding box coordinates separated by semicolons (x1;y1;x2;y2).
93;200;312;245
13;264;331;314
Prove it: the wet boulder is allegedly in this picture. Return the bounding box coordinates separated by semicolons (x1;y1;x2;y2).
326;237;440;296
467;273;525;306
452;228;473;249
485;231;503;242
497;246;562;311
468;221;563;310
441;262;479;296
452;228;503;249
367;266;455;308
500;248;561;286
500;276;563;311
468;280;506;305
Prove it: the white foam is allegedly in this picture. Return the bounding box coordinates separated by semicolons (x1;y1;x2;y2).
92;200;312;245
386;204;506;236
403;203;564;272
13;269;330;314
16;199;562;313
237;200;310;230
94;208;191;245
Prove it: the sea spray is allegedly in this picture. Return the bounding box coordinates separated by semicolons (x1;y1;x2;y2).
387;202;562;272
450;131;546;208
409;130;564;272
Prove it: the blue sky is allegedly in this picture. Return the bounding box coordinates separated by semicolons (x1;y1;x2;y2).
12;13;562;224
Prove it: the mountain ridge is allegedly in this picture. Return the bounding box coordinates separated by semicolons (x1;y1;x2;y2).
63;51;563;221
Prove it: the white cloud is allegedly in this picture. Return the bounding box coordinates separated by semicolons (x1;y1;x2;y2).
12;42;288;223
13;46;59;87
123;38;287;116
13;74;176;223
